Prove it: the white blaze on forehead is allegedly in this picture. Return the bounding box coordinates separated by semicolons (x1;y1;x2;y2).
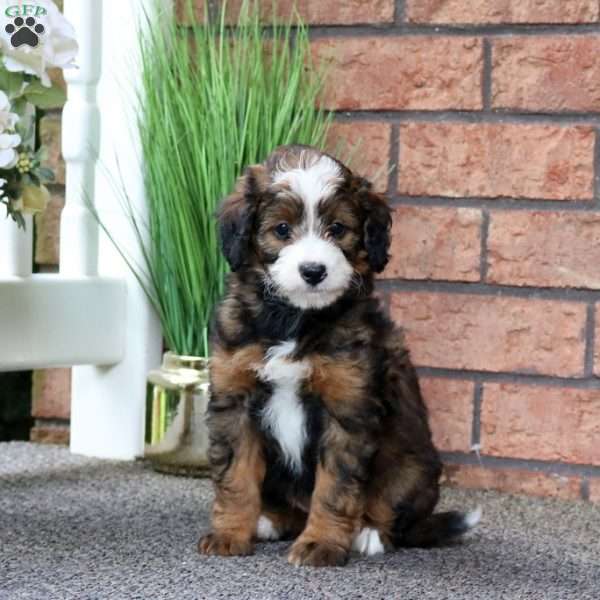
268;152;353;310
273;153;343;230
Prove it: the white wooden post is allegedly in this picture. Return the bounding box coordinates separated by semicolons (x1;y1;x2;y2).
0;214;33;276
67;0;163;459
59;0;101;276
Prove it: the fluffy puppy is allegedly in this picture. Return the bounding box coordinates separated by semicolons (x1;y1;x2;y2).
198;145;479;567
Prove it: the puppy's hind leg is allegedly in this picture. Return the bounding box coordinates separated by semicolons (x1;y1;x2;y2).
365;453;480;550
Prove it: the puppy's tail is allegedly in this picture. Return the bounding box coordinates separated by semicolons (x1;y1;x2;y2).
398;506;481;548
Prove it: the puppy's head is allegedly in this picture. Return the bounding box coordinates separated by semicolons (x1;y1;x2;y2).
218;145;391;310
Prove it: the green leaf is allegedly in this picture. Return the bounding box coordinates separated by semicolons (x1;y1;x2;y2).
34;167;55;182
0;67;24;98
23;80;66;109
11;96;28;116
9;209;26;230
27;173;41;187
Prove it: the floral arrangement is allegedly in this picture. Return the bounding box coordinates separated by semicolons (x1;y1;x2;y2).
0;0;77;228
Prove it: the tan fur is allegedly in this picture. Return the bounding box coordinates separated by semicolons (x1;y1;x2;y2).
288;464;361;567
198;420;265;556
309;354;366;407
210;344;263;395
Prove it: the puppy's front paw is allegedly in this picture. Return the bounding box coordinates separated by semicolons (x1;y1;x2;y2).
288;539;349;567
198;532;254;556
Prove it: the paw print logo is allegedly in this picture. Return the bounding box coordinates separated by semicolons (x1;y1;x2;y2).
5;16;45;48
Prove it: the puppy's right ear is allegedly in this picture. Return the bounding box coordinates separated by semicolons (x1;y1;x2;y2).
217;165;265;272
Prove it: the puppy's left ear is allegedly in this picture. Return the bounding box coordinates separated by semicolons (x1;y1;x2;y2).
359;187;392;273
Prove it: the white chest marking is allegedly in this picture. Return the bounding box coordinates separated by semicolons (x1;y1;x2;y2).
257;341;311;473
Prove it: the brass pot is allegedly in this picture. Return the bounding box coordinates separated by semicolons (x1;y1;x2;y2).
144;352;211;477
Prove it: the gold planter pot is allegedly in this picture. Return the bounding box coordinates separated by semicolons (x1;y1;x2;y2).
144;352;211;477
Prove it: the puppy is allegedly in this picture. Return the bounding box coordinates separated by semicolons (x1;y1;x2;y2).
198;145;479;567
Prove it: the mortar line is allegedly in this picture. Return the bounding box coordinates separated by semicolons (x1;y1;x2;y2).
394;0;406;25
471;380;483;448
482;38;492;111
330;109;600;125
593;129;600;209
387;124;400;195
390;195;598;212
584;303;596;377
307;23;600;37
479;209;490;282
414;366;600;390
33;417;70;427
441;451;600;478
377;277;600;302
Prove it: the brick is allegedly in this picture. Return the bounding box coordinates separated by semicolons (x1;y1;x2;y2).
390;292;586;376
177;0;394;25
326;121;391;192
30;425;70;445
300;0;394;24
442;464;582;501
383;206;481;282
481;383;600;465
31;369;71;420
407;1;598;24
421;378;474;453
589;478;600;502
35;191;64;266
488;211;600;289
398;123;595;200
493;36;600;112
312;37;483;111
39;114;64;186
176;0;206;22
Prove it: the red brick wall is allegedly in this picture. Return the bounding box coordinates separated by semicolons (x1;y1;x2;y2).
309;0;600;502
38;1;600;501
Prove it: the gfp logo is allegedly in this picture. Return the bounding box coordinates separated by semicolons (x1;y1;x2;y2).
4;4;46;48
5;4;47;17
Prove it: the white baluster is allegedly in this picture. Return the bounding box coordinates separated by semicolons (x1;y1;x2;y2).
69;0;165;459
59;0;101;276
0;214;33;277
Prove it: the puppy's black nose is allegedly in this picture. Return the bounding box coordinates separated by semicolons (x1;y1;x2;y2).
299;262;327;286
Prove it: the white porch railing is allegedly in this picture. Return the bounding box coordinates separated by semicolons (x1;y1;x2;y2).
0;0;163;460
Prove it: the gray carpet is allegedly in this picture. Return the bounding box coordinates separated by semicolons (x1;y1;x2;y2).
1;442;599;600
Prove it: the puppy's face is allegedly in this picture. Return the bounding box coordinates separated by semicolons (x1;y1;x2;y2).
218;145;391;310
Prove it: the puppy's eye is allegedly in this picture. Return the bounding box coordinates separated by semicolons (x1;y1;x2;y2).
329;222;346;238
274;222;291;239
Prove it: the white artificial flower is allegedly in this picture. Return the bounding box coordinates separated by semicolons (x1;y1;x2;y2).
0;90;19;132
0;0;78;87
0;131;20;168
0;91;20;168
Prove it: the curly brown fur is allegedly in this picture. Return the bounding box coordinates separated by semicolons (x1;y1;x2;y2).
198;145;479;566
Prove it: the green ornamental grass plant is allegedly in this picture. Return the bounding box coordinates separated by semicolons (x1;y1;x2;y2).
123;0;332;358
